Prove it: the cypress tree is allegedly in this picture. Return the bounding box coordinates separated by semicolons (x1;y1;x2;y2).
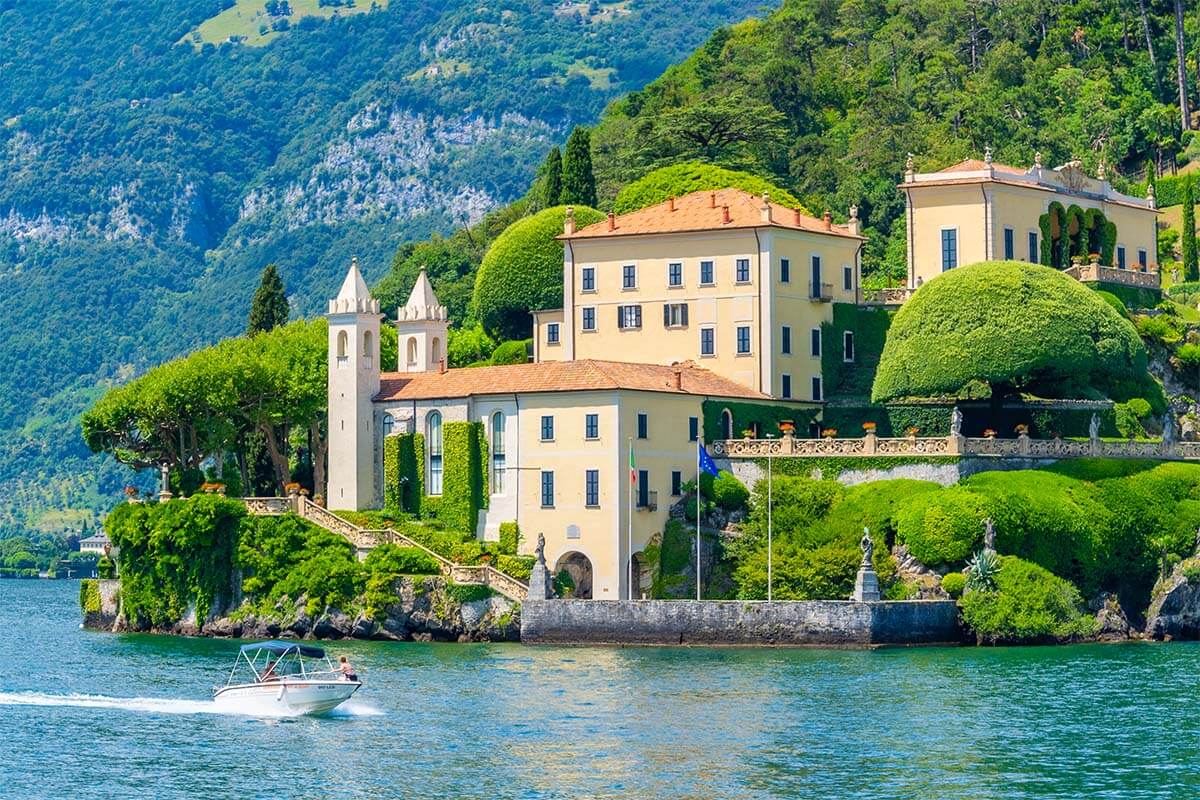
561;126;597;208
542;146;563;207
1183;177;1198;280
247;263;289;334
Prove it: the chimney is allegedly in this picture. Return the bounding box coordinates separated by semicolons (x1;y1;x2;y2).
672;366;683;390
563;206;576;235
760;192;772;223
722;205;731;224
709;191;717;208
439;358;447;375
847;205;861;236
822;210;832;230
794;207;803;226
668;196;675;212
607;212;615;232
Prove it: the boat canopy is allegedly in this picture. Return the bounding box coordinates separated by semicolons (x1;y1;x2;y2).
239;640;326;659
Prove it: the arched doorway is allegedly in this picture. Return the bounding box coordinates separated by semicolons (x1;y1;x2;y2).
720;408;733;439
553;551;594;599
630;552;652;600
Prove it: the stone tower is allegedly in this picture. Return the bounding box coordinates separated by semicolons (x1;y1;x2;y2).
395;268;449;373
326;257;382;510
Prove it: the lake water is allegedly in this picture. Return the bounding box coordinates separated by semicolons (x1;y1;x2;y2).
2;580;1199;799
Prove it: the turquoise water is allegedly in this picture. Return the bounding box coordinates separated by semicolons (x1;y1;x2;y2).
2;581;1199;799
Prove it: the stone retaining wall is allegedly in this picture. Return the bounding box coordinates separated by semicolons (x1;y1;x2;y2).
521;599;960;646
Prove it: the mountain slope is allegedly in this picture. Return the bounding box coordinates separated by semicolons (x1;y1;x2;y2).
0;0;772;533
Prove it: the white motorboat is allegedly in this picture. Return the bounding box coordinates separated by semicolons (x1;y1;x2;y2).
212;641;361;716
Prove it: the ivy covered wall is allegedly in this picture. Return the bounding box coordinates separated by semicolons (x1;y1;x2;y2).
383;432;424;514
702;399;819;440
820;303;892;397
438;420;489;532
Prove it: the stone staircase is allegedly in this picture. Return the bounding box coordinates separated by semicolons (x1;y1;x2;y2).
243;496;528;602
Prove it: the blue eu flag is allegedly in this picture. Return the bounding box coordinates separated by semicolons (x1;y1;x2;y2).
698;442;720;476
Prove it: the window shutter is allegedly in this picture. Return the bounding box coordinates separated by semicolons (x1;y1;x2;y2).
681;304;688;325
635;306;642;327
663;304;670;327
617;306;624;329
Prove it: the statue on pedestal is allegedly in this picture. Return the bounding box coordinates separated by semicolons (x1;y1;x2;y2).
859;529;874;566
983;518;996;553
1089;413;1101;441
853;527;880;601
158;463;173;502
951;407;963;437
527;533;553;600
1163;413;1177;446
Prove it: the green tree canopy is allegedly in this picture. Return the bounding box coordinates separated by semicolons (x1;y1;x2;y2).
472;205;604;340
247;264;290;335
531;146;564;211
871;261;1154;403
561;127;598;207
613;162;809;214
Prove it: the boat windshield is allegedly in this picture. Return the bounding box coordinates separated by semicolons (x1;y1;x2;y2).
224;641;340;686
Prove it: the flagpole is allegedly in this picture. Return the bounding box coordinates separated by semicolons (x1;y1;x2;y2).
767;435;773;603
696;433;702;601
628;436;634;601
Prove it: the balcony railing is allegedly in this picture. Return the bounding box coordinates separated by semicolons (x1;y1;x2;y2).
861;286;915;305
1064;261;1160;289
636;490;658;511
809;282;833;302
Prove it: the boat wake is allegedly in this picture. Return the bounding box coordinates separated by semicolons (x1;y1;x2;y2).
0;691;383;719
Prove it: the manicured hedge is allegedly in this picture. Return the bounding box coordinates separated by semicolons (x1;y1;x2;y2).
498;522;520;555
873;261;1152;403
438;421;487;533
895;486;988;565
79;579;101;613
383;433;424;514
612;162;808;214
960;556;1097;643
472;205;604;340
819;404;953;437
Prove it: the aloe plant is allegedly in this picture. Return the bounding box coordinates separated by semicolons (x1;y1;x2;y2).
965;548;1000;592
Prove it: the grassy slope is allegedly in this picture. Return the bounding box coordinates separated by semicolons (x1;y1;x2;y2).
188;0;391;47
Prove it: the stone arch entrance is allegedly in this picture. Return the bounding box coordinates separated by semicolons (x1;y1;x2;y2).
554;551;594;599
630;552;652;599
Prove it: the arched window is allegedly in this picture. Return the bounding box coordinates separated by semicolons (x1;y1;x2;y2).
362;330;374;369
427;411;443;496
406;337;418;367
490;412;506;494
720;408;733;440
336;330;349;367
382;412;394;438
431;337;441;368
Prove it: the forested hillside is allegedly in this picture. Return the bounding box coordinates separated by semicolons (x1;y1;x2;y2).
0;0;768;535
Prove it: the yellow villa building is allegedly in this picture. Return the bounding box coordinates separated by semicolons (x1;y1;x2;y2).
327;156;1161;600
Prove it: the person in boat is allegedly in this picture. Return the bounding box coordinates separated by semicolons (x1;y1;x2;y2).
338;655;358;682
260;657;280;683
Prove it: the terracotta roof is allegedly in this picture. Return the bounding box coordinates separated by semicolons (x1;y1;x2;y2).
936;158;1023;174
376;359;773;402
562;188;864;241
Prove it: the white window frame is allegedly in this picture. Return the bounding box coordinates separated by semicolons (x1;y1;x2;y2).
699;260;715;286
735;325;752;355
781;373;792;399
581;306;596;332
810;327;821;358
1003;226;1015;260
667;262;684;288
781;324;792;355
621;263;638;290
735;257;752;284
546;323;560;345
699;326;716;357
811;375;823;402
618;304;642;330
940;227;959;271
843;330;855;363
581;265;596;293
780;257;791;284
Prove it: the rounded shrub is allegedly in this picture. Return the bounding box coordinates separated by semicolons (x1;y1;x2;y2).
959;556;1096;643
472;205;604;340
872;261;1152;402
940;571;966;598
895;486;987;566
613;162;808;214
711;471;749;511
489;339;531;366
1094;290;1129;319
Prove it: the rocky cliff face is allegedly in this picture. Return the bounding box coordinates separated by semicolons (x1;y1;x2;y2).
96;576;520;643
1145;559;1200;640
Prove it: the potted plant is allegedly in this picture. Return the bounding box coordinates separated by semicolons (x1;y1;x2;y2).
741;429;755;439
1088;252;1100;266
1014;423;1030;436
983;428;997;439
123;486;139;498
285;482;301;496
778;421;796;435
821;428;837;439
905;426;920;438
862;421;877;433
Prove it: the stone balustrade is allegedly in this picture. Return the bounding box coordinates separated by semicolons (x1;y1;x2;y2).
712;431;1200;462
860;287;916;306
1064;262;1160;289
242;496;528;602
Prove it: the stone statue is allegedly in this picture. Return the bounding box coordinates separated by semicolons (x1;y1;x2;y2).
983;518;996;553
528;533;553;600
535;532;546;565
1172;267;1181;285
1164;413;1177;446
1089;413;1101;441
950;407;963;437
160;463;170;494
860;528;874;566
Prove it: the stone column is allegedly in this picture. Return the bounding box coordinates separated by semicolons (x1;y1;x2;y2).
158;463;173;503
852;528;880;602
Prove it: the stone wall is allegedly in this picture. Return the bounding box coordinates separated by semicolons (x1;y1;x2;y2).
521;599;961;646
726;456;1063;489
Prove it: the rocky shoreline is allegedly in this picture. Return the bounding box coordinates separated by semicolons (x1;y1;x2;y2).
89;576;521;643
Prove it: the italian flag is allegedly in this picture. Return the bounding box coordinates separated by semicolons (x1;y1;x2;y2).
629;445;637;483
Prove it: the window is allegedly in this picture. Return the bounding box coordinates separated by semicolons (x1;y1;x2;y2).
581;266;595;292
780;258;791;283
736;326;751;354
663;303;689;328
781;374;792;399
689;416;699;442
700;260;714;285
1028;231;1038;263
540;471;555;507
618;304;642;330
941;229;958;270
637;469;649;508
1138;249;1148;267
700;327;715;356
810;328;821;358
809;255;823;298
668;262;683;287
844;331;855;363
585;413;599;440
382;413;395;438
431;336;440;367
491;412;505;494
811;376;823;402
720;409;733;439
843;265;853;292
406;336;417;366
546;323;560;344
1003;227;1014;260
427;411;443;496
336;330;349;366
622;264;637;289
585;469;600;507
735;258;751;283
637;412;648;439
781;325;792;355
1117;246;1127;269
363;330;374;368
581;307;596;331
671;470;683;496
540;415;554;441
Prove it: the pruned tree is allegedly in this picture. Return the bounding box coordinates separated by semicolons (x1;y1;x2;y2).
247;263;289;335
